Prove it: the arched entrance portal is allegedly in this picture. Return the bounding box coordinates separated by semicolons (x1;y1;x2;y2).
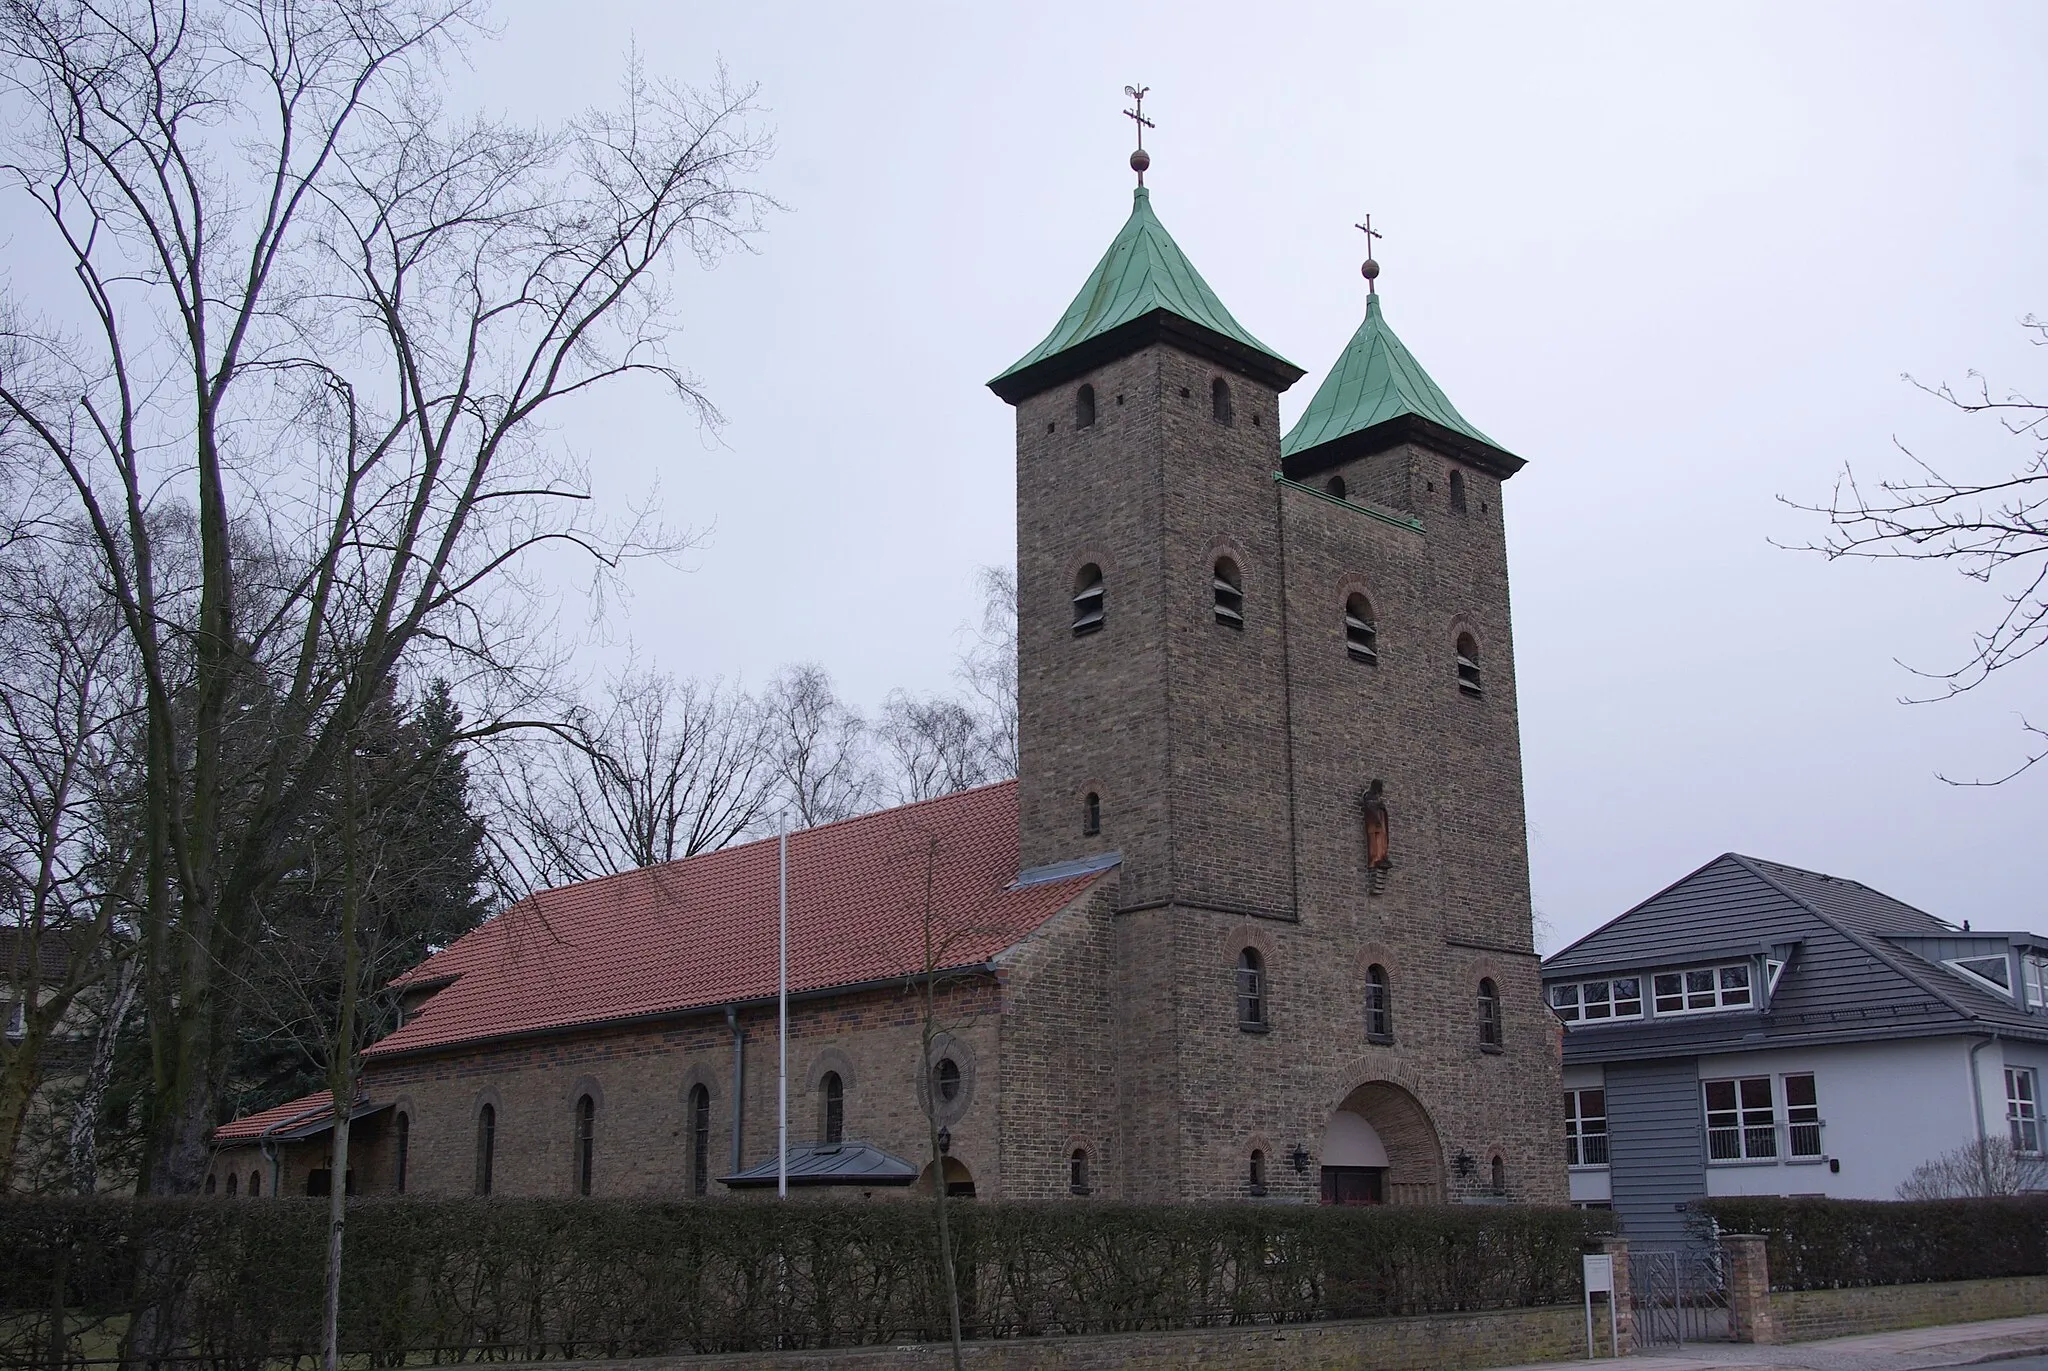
1320;1081;1444;1206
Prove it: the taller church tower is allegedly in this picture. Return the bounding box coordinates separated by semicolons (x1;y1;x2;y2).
989;156;1562;1205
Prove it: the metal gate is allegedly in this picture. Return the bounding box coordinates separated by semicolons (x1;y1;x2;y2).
1633;1247;1732;1346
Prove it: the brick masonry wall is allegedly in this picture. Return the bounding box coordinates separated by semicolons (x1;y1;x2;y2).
1767;1275;2048;1343
490;1304;1591;1371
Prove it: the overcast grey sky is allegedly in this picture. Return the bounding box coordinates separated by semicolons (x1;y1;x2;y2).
437;3;2045;944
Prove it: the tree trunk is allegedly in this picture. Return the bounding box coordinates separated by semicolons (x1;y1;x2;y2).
323;744;364;1371
70;967;138;1193
0;1024;49;1191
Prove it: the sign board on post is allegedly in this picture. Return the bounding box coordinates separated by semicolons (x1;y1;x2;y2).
1582;1254;1617;1359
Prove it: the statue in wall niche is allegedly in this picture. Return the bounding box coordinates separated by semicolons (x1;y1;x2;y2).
1360;779;1392;871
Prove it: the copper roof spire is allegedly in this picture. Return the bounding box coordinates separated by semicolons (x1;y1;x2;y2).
1124;84;1153;185
1356;215;1382;296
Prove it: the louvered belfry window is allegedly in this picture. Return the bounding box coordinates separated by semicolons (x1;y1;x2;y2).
1213;558;1243;627
1072;565;1105;635
1345;595;1378;663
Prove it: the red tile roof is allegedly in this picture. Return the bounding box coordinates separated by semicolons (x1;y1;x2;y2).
213;1090;339;1142
364;781;1105;1059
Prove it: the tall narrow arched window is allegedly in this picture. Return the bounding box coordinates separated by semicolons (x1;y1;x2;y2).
1365;964;1392;1041
395;1112;410;1194
225;1172;237;1196
1325;475;1347;500
821;1071;844;1145
1490;1154;1506;1194
689;1084;711;1197
1072;564;1105;635
475;1103;496;1196
1212;557;1243;627
206;1173;218;1196
1075;383;1096;428
1345;594;1378;663
249;1170;261;1198
1082;791;1101;837
1069;1148;1090;1195
1450;469;1468;513
575;1094;596;1196
1237;949;1266;1029
1211;377;1234;424
1248;1148;1268;1195
1478;978;1503;1049
1456;633;1482;695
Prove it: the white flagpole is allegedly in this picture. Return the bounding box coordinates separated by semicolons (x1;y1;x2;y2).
777;820;789;1200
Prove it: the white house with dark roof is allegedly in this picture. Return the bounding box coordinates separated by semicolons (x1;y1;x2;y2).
1542;853;2048;1247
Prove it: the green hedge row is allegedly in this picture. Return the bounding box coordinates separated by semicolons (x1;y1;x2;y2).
1696;1196;2048;1291
0;1197;1612;1364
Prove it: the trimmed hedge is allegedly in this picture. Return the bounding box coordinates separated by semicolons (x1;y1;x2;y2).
1696;1196;2048;1291
0;1197;1611;1364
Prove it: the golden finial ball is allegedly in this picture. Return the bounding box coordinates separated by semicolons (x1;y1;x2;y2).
1361;258;1380;281
1130;148;1150;175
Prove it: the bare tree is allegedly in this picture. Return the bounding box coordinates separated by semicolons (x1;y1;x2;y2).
877;692;992;804
489;666;774;885
956;565;1017;781
0;0;773;1206
763;663;873;827
1897;1135;2048;1198
1790;324;2048;780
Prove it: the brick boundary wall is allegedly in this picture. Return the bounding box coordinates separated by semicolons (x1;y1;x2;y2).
497;1304;1595;1371
1765;1275;2048;1344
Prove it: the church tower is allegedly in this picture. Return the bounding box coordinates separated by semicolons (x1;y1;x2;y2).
990;148;1562;1206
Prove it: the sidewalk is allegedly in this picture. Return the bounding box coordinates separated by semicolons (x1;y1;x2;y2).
1489;1313;2048;1371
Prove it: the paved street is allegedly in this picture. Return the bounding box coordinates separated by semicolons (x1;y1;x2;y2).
1488;1313;2048;1371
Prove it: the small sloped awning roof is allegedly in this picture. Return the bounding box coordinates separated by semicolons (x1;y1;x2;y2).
720;1140;920;1188
212;1090;390;1144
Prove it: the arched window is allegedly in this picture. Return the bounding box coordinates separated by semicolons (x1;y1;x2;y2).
1345;594;1378;663
689;1084;711;1197
1248;1148;1268;1195
1490;1154;1506;1194
1069;1148;1090;1195
1365;964;1392;1041
249;1170;261;1198
1211;377;1234;424
1212;557;1243;626
475;1103;496;1196
1082;791;1101;837
1237;949;1266;1029
575;1094;596;1196
1478;978;1503;1049
206;1173;217;1196
1072;564;1105;635
1075;383;1096;428
933;1057;962;1103
1450;469;1468;513
1325;475;1347;500
821;1071;844;1145
1456;633;1482;695
395;1112;410;1194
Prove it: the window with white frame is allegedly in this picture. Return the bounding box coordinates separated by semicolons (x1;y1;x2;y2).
1784;1073;1822;1159
1548;977;1643;1023
2008;1067;2041;1155
2022;954;2048;1009
1704;1076;1778;1161
1654;964;1753;1015
1565;1089;1608;1167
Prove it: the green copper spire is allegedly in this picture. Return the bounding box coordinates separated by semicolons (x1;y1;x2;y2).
1281;292;1522;478
989;187;1301;403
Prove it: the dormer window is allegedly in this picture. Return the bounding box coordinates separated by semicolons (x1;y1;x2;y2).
1548;976;1643;1023
1652;963;1753;1015
1344;595;1377;663
1076;384;1097;429
1456;633;1482;695
1946;955;2013;998
1072;564;1105;635
1213;557;1243;626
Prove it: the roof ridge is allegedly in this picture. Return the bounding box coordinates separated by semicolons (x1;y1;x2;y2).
1543;851;1749;965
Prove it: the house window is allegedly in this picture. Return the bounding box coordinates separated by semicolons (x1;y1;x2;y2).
1082;791;1101;837
1237;949;1266;1030
1565;1089;1608;1167
822;1071;844;1145
1213;557;1243;626
1344;594;1377;663
395;1112;409;1194
1456;633;1482;695
1548;977;1643;1023
1365;964;1392;1041
1785;1074;1822;1159
1705;1077;1778;1161
689;1084;711;1197
1248;1148;1267;1195
1076;383;1096;428
1652;964;1753;1015
1478;978;1502;1049
1450;469;1468;513
1072;564;1105;635
476;1103;496;1195
1069;1148;1090;1195
575;1094;596;1196
1325;475;1347;500
2023;954;2048;1009
933;1057;962;1103
1211;377;1233;424
2008;1068;2041;1155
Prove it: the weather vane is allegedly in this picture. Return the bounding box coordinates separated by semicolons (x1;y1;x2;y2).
1124;84;1154;185
1356;216;1382;295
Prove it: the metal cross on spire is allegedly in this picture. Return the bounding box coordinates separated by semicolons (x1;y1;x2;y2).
1124;84;1154;185
1356;215;1383;295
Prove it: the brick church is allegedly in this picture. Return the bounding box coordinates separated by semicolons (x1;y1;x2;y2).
210;158;1565;1208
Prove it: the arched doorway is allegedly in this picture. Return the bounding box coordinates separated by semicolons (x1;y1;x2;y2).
916;1156;976;1199
1320;1081;1443;1206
